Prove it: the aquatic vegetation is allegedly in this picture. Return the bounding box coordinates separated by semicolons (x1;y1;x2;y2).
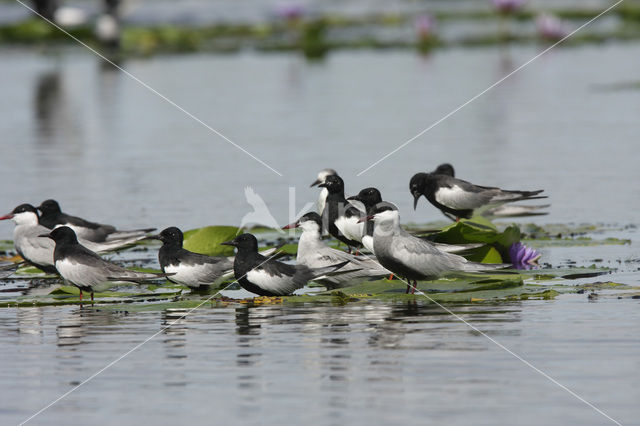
415;14;438;53
1;4;640;56
0;219;637;308
182;225;240;256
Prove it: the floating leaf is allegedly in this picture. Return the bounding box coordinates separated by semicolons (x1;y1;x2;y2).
183;226;241;256
429;217;520;261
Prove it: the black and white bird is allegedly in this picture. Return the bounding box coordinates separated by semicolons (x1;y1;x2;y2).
431;163;455;177
0;204;148;273
283;212;390;288
38;199;154;242
221;233;348;296
409;170;547;221
42;226;171;301
318;174;362;252
364;205;507;294
426;164;549;219
310;168;338;214
152;227;234;289
152;227;284;289
345;187;385;253
346;189;480;256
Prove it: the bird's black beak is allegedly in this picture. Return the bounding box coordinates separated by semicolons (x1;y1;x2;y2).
310;178;322;188
346;195;361;202
412;192;421;210
220;240;236;247
317;183;328;188
38;233;51;238
143;235;162;241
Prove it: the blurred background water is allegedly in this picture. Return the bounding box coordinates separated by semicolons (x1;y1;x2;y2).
1;1;639;424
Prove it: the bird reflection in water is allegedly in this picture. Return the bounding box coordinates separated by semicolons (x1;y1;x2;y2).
56;307;121;347
161;308;188;387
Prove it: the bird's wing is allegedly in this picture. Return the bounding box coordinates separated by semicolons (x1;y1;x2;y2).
434;177;496;210
390;233;466;277
16;226;55;266
60;246;164;287
179;252;233;286
59;212;116;232
246;260;302;295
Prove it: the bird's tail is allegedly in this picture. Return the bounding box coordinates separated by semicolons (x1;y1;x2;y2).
87;235;150;254
493;189;547;203
105;228;156;241
460;261;511;273
107;271;175;284
433;242;484;254
310;261;353;279
482;203;550;219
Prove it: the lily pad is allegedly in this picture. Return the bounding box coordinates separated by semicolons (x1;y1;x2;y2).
183;226;241;256
429;217;520;261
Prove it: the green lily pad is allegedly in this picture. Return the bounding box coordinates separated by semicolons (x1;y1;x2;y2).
183;226;241;256
429;217;520;261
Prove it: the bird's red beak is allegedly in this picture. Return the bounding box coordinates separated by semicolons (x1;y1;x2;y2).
282;222;299;230
357;215;374;223
0;214;14;220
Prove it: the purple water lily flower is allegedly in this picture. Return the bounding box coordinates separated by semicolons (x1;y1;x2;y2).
415;14;436;39
492;0;526;14
509;242;541;269
274;3;306;21
536;14;569;40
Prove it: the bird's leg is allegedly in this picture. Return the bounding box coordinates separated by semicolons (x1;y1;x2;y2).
91;292;94;303
388;274;394;280
455;217;460;223
411;280;417;295
347;246;352;254
79;289;83;302
405;279;410;294
354;249;359;256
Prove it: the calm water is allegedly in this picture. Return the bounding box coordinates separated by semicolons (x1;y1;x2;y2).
1;36;640;425
0;297;638;425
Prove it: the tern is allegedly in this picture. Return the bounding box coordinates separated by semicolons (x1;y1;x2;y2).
310;168;337;214
427;164;550;219
151;227;283;289
0;204;149;273
283;212;389;288
318;174;362;251
363;205;507;294
42;226;171;301
409;171;546;220
221;233;348;296
38;199;154;242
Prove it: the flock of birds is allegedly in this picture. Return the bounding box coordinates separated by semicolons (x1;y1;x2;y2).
0;164;547;301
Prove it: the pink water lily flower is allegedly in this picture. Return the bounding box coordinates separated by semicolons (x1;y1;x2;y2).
492;0;526;14
415;14;436;39
274;3;306;21
536;14;569;40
